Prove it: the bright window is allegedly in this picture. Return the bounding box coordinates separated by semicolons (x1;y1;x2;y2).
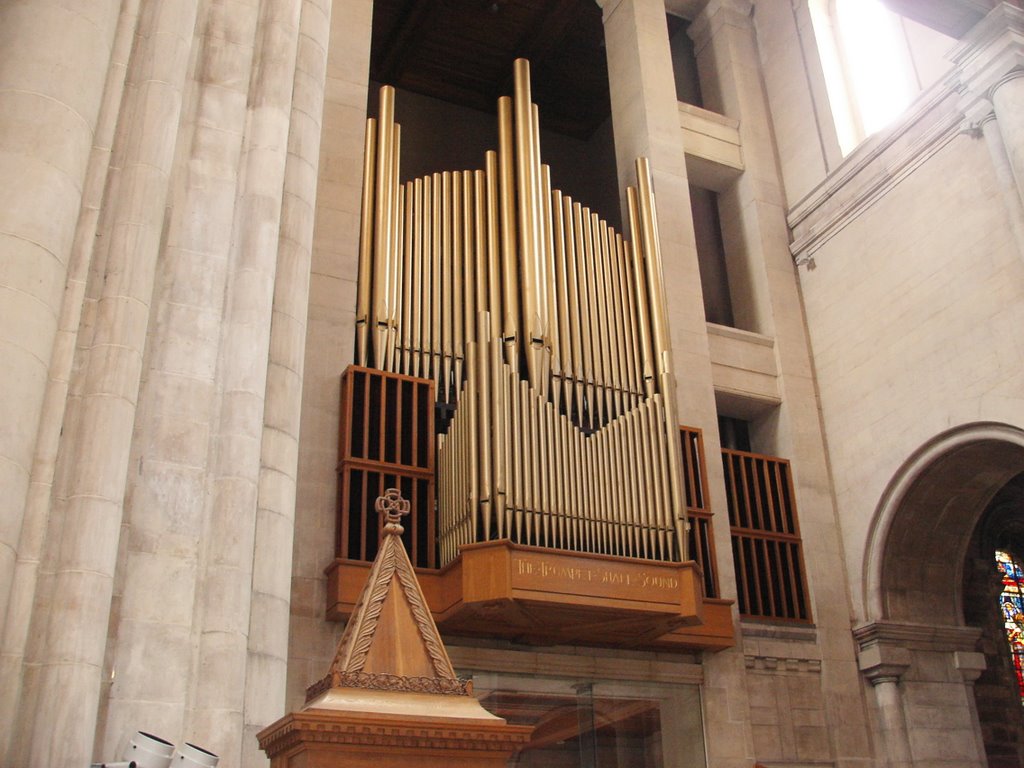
810;0;919;154
996;549;1024;705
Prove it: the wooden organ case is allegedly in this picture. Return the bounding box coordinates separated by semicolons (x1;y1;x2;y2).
327;60;734;652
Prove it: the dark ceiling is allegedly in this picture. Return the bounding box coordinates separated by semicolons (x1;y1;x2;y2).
369;0;612;139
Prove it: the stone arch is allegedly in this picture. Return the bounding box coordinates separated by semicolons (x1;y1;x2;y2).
863;422;1024;625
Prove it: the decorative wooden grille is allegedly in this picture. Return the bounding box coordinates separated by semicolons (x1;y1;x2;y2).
722;449;811;622
337;366;436;568
679;426;718;598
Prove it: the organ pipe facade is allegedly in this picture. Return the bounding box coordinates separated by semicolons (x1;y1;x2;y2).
353;60;687;567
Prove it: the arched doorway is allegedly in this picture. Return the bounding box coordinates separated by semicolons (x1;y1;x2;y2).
861;423;1024;767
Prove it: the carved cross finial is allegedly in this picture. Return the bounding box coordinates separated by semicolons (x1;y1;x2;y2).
376;488;410;535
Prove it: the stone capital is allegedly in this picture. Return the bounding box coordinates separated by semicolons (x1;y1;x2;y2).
953;3;1024;109
857;642;912;686
960;97;997;138
954;651;987;684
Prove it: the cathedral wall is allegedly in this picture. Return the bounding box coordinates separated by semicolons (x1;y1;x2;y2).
794;123;1024;621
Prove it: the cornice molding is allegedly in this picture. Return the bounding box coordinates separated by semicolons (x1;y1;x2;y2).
853;620;982;652
788;81;962;266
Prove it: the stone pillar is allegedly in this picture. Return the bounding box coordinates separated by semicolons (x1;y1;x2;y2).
188;0;302;763
954;4;1024;243
243;0;332;764
15;1;200;765
964;103;1024;255
0;1;140;759
597;2;754;767
689;2;873;764
991;71;1024;202
955;651;989;767
0;0;122;655
289;0;373;713
96;0;260;758
858;643;913;768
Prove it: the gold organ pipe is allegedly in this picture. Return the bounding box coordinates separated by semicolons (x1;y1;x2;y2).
466;173;480;346
477;314;493;539
617;233;642;403
597;217;622;418
441;171;453;401
417;177;431;378
451;171;464;398
521;380;535;541
355;117;377;366
510;369;524;541
513;60;544;392
541;165;559;408
484;153;502;339
410;179;423;377
626;187;656;397
589;214;610;421
551;190;573;410
573;203;597;430
491;338;507;537
562;196;585;424
387;124;402;371
606;226;630;413
372;88;396;370
466;344;479;544
497;98;520;371
431;173;442;388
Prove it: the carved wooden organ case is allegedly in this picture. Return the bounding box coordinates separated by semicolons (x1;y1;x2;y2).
350;59;688;571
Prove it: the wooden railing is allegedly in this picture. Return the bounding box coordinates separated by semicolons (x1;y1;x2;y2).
722;449;811;622
679;426;719;598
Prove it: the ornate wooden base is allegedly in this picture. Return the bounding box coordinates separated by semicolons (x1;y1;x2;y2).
258;707;532;768
327;540;735;651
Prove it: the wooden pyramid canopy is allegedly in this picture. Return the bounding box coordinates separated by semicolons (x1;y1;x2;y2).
258;489;533;766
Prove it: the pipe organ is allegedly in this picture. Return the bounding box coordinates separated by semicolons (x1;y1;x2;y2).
353;59;688;568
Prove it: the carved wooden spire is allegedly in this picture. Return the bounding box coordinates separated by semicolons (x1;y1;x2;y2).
307;489;468;702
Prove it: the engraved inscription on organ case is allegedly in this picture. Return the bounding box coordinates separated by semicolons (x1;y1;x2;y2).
511;553;681;604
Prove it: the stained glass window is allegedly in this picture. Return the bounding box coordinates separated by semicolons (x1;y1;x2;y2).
996;550;1024;705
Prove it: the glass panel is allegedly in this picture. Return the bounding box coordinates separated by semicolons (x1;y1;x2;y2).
469;672;706;768
995;550;1024;705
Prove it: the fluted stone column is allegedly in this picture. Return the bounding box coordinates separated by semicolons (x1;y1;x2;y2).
289;0;373;712
15;1;200;764
0;0;122;655
188;0;302;763
0;2;142;759
96;0;261;757
242;0;332;764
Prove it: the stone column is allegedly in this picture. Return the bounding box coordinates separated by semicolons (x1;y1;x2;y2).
858;643;913;768
597;2;754;766
16;1;200;765
0;1;141;759
954;4;1024;232
964;103;1024;255
242;0;332;764
96;0;260;758
289;0;373;712
689;2;873;764
0;0;122;653
991;70;1024;202
188;0;302;763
